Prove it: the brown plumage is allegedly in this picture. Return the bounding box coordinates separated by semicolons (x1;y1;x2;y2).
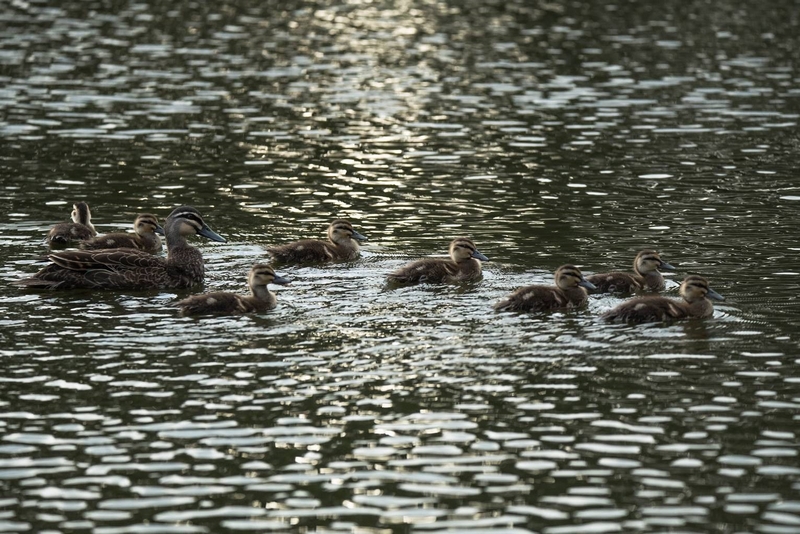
15;206;225;290
79;213;164;254
386;238;489;285
494;265;596;312
602;274;724;324
46;201;97;246
587;250;676;293
175;263;290;316
267;219;366;263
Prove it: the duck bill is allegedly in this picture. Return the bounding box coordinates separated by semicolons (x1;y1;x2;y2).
579;279;597;291
272;274;291;285
352;230;367;242
706;288;725;301
154;224;165;236
660;261;677;271
199;226;226;243
472;251;489;261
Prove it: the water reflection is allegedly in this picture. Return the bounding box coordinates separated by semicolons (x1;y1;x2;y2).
2;0;800;532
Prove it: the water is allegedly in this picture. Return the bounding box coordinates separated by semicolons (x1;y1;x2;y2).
1;0;800;532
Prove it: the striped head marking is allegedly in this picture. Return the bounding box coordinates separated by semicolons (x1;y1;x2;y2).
680;275;724;303
167;206;226;242
328;219;367;243
168;205;202;225
450;238;488;262
635;249;676;274
248;263;290;287
134;214;162;235
555;264;596;291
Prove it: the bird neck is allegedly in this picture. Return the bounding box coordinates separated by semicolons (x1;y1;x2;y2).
164;223;189;253
562;286;588;304
331;236;358;250
640;270;664;289
251;285;276;304
683;298;713;318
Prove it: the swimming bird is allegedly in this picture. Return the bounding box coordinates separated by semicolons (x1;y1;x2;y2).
587;250;676;293
494;265;596;312
79;213;164;254
602;274;724;324
267;219;366;263
16;206;225;290
174;263;290;316
386;237;488;284
46;201;97;246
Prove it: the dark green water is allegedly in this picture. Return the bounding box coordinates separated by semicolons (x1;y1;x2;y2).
1;0;799;532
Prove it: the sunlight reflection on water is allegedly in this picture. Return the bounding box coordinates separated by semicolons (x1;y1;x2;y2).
2;0;800;532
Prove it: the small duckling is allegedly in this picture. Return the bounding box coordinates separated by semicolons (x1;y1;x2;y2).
494;265;596;312
602;274;724;324
79;213;164;254
46;201;97;246
267;219;366;263
386;238;488;284
174;263;290;316
587;250;676;293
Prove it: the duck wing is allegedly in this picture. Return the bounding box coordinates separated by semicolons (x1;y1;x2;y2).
48;249;164;272
602;296;687;323
267;239;335;263
80;233;143;251
387;258;457;284
494;286;569;312
47;223;96;245
176;293;258;315
586;272;642;294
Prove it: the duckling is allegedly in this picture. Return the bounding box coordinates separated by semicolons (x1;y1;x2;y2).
267;219;366;263
46;201;97;246
586;250;676;293
386;238;488;284
602;274;724;324
494;265;596;312
79;213;164;254
175;263;290;316
15;206;225;290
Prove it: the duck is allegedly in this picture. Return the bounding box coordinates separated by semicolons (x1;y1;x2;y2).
602;274;724;324
15;206;225;290
46;201;97;246
174;263;290;316
79;213;164;254
494;265;596;312
586;250;676;293
267;219;367;263
386;238;489;284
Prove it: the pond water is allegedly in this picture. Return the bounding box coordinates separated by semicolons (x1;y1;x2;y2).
1;0;799;532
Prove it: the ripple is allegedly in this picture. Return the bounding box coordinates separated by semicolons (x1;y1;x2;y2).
155;506;266;522
101;496;196;510
1;1;799;533
398;484;482;497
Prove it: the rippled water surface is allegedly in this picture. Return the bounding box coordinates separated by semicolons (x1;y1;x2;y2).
2;0;800;532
